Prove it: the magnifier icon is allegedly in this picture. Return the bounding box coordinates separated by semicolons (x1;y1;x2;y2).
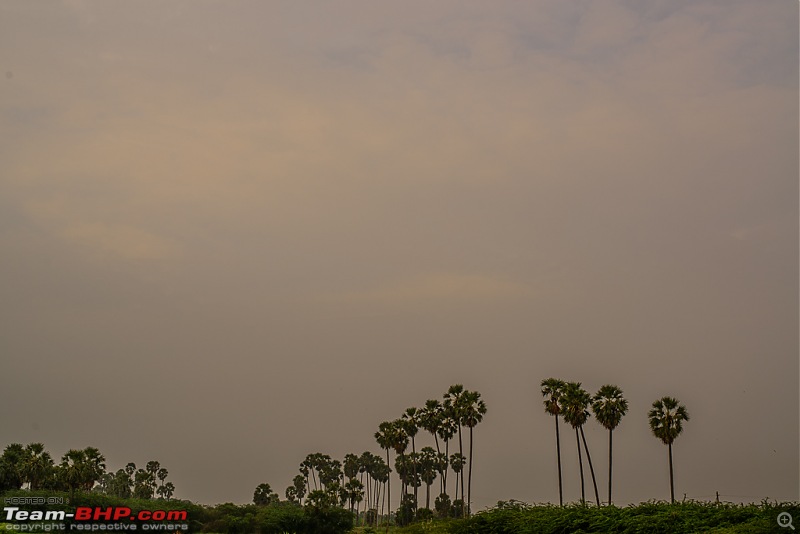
778;512;795;530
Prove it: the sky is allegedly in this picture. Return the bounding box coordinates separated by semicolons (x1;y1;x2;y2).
1;0;798;510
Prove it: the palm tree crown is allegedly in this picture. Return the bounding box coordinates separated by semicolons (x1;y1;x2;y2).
541;378;566;417
561;382;591;428
592;385;628;431
648;397;689;445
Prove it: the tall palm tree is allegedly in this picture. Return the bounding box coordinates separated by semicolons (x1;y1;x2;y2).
418;447;438;511
648;396;690;504
449;453;465;504
460;390;487;517
436;411;457;498
541;378;566;506
443;384;466;512
591;385;628;505
22;443;53;490
418;399;445;494
561;382;600;506
402;407;421;507
375;421;397;526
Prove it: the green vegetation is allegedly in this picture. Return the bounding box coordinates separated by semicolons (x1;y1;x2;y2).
0;443;176;500
380;501;800;534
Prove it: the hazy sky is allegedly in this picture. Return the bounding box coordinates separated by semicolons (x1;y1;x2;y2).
1;0;797;509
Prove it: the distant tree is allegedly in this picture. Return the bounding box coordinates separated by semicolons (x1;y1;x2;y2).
436;410;458;500
107;469;133;498
343;454;359;483
418;447;439;511
285;474;306;505
161;481;175;500
254;483;279;506
648;396;690;504
133;469;156;499
418;399;445;494
541;378;566;506
561;382;600;506
156;467;168;491
59;449;85;498
449;453;465;506
434;492;452;518
343;478;364;513
401;407;421;508
0;444;25;491
22;443;54;490
592;385;628;505
375;421;403;526
125;463;136;477
443;384;467;515
145;461;160;485
83;448;106;491
460;389;487;517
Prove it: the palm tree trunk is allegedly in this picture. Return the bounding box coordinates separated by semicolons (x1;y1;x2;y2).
576;428;585;504
457;424;464;516
399;452;406;497
453;465;458;504
376;479;381;526
386;448;391;530
579;426;600;506
467;425;474;517
434;434;442;494
426;481;431;510
669;442;674;504
555;415;563;506
608;429;613;505
412;436;418;508
443;439;449;495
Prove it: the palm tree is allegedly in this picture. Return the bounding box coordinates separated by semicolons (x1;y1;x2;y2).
648;396;690;504
591;385;628;505
443;384;466;512
253;483;277;505
376;420;406;526
561;382;600;506
418;447;438;511
402;407;421;507
436;412;457;498
22;443;53;490
449;453;465;505
161;481;175;500
156;468;168;494
460;390;487;517
82;447;106;491
419;399;445;495
541;378;566;506
59;449;86;499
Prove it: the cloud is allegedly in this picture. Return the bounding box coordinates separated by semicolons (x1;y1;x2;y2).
23;198;178;261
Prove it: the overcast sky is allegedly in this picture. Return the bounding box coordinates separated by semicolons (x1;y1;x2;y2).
1;0;797;509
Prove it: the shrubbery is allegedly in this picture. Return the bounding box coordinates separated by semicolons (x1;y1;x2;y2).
447;501;800;534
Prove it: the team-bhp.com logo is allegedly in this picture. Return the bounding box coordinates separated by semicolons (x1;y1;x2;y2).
3;506;188;531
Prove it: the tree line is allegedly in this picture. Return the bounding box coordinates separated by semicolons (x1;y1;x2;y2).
0;443;175;500
541;379;690;507
252;383;487;527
